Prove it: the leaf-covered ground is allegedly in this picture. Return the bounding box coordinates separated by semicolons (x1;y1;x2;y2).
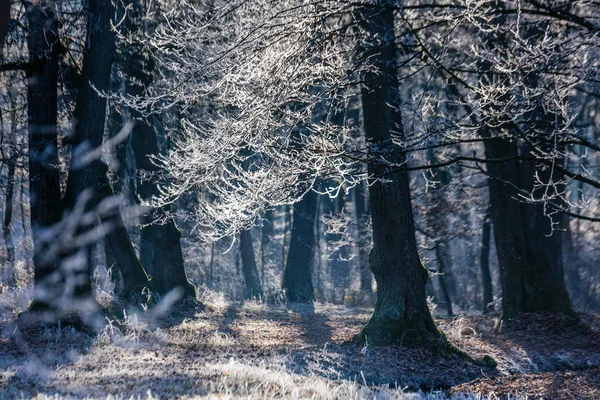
0;291;599;399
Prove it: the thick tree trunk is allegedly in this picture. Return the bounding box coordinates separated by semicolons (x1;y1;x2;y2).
485;136;574;318
25;3;64;315
63;0;152;303
240;229;262;299
124;2;195;299
481;1;574;320
354;182;372;297
357;4;446;349
480;208;494;314
282;191;317;303
485;137;530;318
61;0;118;307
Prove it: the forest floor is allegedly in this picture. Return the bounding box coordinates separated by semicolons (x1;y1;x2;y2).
0;289;599;399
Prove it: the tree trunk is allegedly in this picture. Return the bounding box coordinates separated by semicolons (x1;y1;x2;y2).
485;136;574;318
435;243;454;317
282;191;317;303
0;0;9;50
480;208;494;314
260;208;274;287
25;3;64;316
240;229;262;299
3;101;17;285
354;182;372;297
481;2;574;320
63;0;153;303
124;0;196;298
356;4;446;349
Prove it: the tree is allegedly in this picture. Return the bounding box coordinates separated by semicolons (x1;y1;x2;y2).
240;229;262;299
282;191;317;303
480;208;494;314
123;0;196;299
355;3;447;349
354;182;372;299
24;2;65;319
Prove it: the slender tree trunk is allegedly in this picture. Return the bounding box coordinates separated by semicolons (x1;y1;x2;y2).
261;208;274;287
3;154;15;282
480;208;494;314
356;4;446;349
3;101;17;286
281;204;292;271
435;244;454;317
282;191;317;303
25;3;64;316
240;229;262;299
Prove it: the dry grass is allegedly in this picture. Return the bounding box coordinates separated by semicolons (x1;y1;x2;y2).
1;288;598;399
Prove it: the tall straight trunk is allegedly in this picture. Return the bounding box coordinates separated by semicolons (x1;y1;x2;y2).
63;0;152;302
260;208;274;286
357;4;445;349
480;208;494;314
3;101;18;285
485;135;573;318
354;181;372;297
240;229;262;299
3;153;15;283
435;243;454;317
281;204;292;271
484;136;530;318
282;190;317;303
124;0;195;298
25;3;64;314
481;2;574;320
0;0;9;50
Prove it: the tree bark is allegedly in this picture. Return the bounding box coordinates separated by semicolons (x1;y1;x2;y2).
354;182;372;297
62;0;153;302
240;229;262;299
25;3;64;315
260;208;274;287
3;101;18;285
356;4;447;349
124;0;196;298
481;0;574;320
485;136;574;318
435;243;454;317
480;208;494;314
0;0;9;50
282;191;317;303
3;153;15;283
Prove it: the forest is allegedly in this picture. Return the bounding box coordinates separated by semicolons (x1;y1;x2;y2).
0;0;599;398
